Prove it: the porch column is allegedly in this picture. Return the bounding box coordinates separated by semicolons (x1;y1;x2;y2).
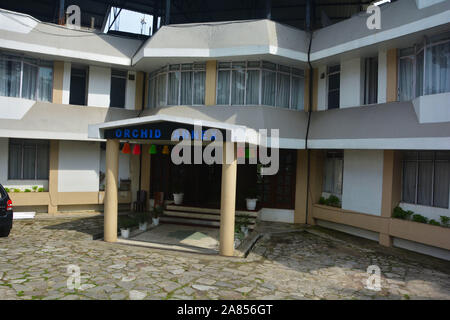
104;139;119;242
219;142;237;257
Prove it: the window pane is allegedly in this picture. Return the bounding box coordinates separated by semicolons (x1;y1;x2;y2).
180;72;192;105
156;73;167;106
276;73;290;108
37;66;53;102
148;77;156;108
261;70;276;106
36;143;49;180
425;41;450;95
399;57;414;101
402;161;416;203
434;162;449;208
416;50;424;97
22;63;38;100
0;60;21;98
193;71;205;105
23;143;36;179
168;72;180;105
328;90;340;109
291;76;304;110
417;161;433;206
231;69;245;105
217;70;230;104
8;142;22;179
110;75;126;108
69;68;87;105
328;73;340;90
245;70;259;105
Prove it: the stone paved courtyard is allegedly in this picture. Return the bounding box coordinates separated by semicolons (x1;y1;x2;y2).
0;215;449;300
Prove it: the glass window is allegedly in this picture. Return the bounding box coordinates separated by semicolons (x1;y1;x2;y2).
327;65;340;109
0;54;53;102
364;57;378;104
323;151;343;195
402;151;450;208
110;70;127;108
70;67;87;105
8;139;49;180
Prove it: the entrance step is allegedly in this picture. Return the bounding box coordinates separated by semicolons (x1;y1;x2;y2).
161;205;259;229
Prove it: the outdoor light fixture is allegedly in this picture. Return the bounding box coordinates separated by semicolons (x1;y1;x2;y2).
162;145;170;155
121;142;131;154
149;144;157;154
132;144;141;155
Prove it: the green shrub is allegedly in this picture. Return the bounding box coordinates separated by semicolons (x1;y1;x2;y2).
412;214;428;224
318;195;341;208
319;197;327;205
118;215;137;230
24;189;31;193
13;189;21;193
32;186;38;192
4;187;10;193
429;219;440;226
38;188;44;192
440;216;450;228
152;205;164;219
392;207;413;220
135;211;149;224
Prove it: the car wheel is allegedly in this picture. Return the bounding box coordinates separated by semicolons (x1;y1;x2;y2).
0;227;10;237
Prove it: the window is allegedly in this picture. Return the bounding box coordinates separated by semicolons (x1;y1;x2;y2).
327;65;340;109
147;63;205;108
217;61;304;109
402;151;450;208
364;57;378;104
398;32;450;101
69;67;88;105
8;139;49;180
322;151;343;196
0;53;53;102
110;70;127;108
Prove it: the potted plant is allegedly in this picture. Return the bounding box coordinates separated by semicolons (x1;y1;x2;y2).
172;180;184;205
245;187;259;211
137;211;149;231
238;214;251;237
152;205;163;226
118;216;136;239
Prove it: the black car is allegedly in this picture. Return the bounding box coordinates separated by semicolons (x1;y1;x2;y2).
0;184;13;237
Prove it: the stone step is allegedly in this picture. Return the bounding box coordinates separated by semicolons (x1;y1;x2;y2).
160;213;256;230
163;210;256;224
165;205;259;217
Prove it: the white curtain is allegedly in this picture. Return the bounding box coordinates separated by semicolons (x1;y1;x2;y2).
276;73;290;108
425;42;450;95
22;63;37;100
180;72;192;105
167;72;179;105
231;69;245;105
0;60;20;98
434;162;449;208
323;157;343;195
399;57;414;101
245;70;259;105
156;73;167;107
8;142;22;179
402;161;417;203
36;142;49;180
37;66;53;102
417;161;433;206
217;70;230;105
148;77;156;108
416;50;424;97
193;71;205;105
262;70;276;106
291;76;304;110
22;142;36;180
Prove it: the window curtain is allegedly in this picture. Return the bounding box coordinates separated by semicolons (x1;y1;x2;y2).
217;70;230;105
193;71;205;105
276;73;290;108
22;63;37;100
22;142;36;180
231;69;245;105
37;66;53;102
148;77;156;108
262;70;276;106
8;142;22;179
416;50;424;97
417;161;433;206
156;73;167;107
291;76;304;110
245;70;259;105
0;60;20;98
402;161;417;203
399;58;414;101
323;157;343;195
167;72;180;105
180;72;192;105
425;42;450;95
434;162;449;208
36;143;49;180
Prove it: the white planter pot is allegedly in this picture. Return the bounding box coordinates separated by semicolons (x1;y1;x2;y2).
120;228;130;239
173;193;184;205
152;218;160;226
246;198;258;211
139;222;148;231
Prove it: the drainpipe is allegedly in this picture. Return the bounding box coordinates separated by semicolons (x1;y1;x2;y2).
305;0;314;225
58;0;65;25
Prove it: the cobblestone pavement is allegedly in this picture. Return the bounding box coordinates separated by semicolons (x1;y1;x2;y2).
1;216;449;300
